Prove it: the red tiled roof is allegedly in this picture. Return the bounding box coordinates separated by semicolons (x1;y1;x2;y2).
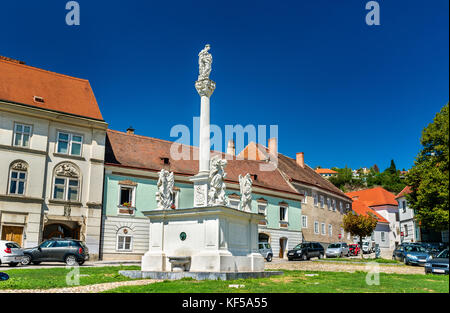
315;168;338;174
346;187;398;207
237;142;351;200
105;129;300;196
0;57;103;121
395;186;412;199
352;200;389;224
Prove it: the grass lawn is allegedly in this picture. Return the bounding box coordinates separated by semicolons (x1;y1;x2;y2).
0;266;140;290
317;258;401;264
104;270;449;293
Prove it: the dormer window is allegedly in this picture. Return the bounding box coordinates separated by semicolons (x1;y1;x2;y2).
33;96;45;103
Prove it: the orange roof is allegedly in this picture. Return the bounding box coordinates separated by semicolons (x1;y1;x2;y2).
395;186;412;199
315;168;338;174
0;57;103;121
346;187;397;207
351;200;389;224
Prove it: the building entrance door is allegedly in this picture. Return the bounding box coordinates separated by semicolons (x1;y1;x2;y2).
1;226;24;246
279;237;287;258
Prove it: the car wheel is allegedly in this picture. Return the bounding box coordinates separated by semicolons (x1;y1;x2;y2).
302;254;308;261
266;254;272;262
404;258;409;265
78;260;85;266
21;255;32;265
65;255;77;266
8;262;19;267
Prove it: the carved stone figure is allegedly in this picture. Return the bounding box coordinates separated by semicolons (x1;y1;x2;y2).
208;156;228;206
198;44;212;81
11;161;28;171
55;163;79;177
156;169;174;209
239;174;253;212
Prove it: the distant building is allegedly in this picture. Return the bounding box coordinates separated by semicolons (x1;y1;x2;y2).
346;187;400;251
396;186;448;243
315;168;338;179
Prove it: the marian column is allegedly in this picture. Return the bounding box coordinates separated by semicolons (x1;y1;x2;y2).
190;44;216;207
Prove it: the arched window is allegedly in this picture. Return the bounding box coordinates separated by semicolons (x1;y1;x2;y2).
8;161;28;195
116;227;133;251
52;162;81;201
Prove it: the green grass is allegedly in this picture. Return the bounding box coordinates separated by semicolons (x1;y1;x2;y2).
0;265;140;290
317;258;401;264
105;270;449;293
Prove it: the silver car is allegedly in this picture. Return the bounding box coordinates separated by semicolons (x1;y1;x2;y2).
258;242;273;262
0;240;24;267
326;242;350;258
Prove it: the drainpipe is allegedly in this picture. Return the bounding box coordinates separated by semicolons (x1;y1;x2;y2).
98;167;106;261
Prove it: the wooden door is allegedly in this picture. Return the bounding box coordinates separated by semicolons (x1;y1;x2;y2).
279;238;286;258
1;226;24;246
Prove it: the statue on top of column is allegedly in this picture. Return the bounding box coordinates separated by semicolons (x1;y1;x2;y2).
198;44;212;81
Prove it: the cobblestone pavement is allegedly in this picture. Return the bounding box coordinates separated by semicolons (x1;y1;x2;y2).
265;259;425;275
0;279;162;293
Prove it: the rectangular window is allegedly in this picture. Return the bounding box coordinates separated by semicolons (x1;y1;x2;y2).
404;225;408;237
321;223;326;235
332;199;336;212
53;177;80;201
301;190;307;204
314;221;319;234
402;200;406;213
339;201;343;213
381;232;386;242
229;199;240;209
313;192;318;207
117;235;132;251
13;123;32;147
327;198;331;210
9;171;27;195
320;195;325;208
57;132;83;156
302;215;308;228
119;187;133;206
258;204;267;216
279;206;288;222
328;224;332;237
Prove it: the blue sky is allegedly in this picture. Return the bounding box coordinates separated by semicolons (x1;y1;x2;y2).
1;0;448;171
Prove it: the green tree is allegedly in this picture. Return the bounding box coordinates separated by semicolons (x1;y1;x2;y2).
387;159;397;175
342;212;378;259
406;103;449;232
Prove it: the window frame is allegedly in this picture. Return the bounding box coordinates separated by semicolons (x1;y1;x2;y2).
13;122;33;148
321;223;326;235
56;131;84;156
116;234;133;252
313;192;318;207
279;205;288;222
328;224;333;237
319;195;325;208
117;184;137;215
8;169;27;196
257;203;267;216
327;198;331;210
52;176;80;202
302;215;308;228
314;221;319;234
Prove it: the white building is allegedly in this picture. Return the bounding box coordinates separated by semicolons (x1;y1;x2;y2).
0;56;107;259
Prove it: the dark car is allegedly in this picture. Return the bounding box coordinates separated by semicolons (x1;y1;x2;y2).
287;242;324;261
21;238;89;266
425;249;449;275
419;242;448;257
393;244;429;265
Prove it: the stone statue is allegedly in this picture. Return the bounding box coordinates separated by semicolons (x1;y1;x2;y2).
208;156;228;206
239;174;252;212
198;44;212;81
156;169;174;209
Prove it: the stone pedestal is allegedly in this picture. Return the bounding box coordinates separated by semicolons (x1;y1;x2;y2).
141;206;265;273
190;172;209;207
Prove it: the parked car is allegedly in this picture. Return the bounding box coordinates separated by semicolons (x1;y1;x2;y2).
362;241;375;254
258;242;273;262
21;238;89;266
325;242;350;258
287;242;324;261
0;241;24;267
419;242;447;257
392;244;429;266
425;249;449;275
348;243;360;256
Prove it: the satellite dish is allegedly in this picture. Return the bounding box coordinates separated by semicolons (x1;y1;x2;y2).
0;272;9;281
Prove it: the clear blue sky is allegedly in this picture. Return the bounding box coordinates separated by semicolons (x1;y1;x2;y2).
1;0;448;171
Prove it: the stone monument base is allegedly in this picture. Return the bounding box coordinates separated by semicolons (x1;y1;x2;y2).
141;206;265;273
119;270;283;281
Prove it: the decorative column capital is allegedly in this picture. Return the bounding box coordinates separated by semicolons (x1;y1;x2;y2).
195;79;216;97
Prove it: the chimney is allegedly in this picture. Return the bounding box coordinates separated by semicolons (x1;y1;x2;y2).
227;140;235;156
268;138;277;156
296;152;305;168
126;126;135;135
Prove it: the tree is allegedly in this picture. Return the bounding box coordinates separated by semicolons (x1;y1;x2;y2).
372;164;380;173
406;103;449;232
342;212;378;259
387;159;397;175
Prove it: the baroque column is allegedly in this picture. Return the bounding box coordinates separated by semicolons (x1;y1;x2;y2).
190;44;216;207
